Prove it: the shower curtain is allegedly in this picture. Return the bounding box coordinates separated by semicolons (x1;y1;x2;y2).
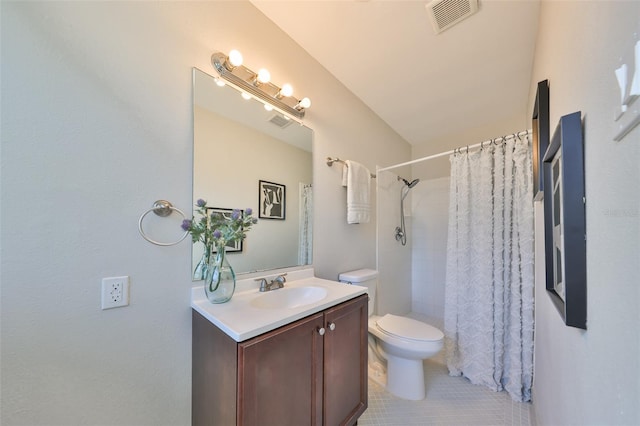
298;183;313;265
444;135;534;402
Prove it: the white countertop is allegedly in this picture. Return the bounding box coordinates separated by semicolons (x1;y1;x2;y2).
191;268;367;342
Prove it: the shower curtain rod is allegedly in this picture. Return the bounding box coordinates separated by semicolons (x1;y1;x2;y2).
377;129;532;173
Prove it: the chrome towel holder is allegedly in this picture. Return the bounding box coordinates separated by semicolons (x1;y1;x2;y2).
138;200;189;246
326;157;376;178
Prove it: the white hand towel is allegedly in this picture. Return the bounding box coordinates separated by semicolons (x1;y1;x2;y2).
342;160;371;224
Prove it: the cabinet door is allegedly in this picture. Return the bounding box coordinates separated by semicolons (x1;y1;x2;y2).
238;312;324;426
192;310;238;426
323;295;368;426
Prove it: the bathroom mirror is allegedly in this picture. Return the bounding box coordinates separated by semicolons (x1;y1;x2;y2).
193;68;313;277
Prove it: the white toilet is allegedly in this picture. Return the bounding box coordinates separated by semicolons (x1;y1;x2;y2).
339;269;444;400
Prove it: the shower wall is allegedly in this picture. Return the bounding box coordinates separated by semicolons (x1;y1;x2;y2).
376;169;412;316
410;176;450;324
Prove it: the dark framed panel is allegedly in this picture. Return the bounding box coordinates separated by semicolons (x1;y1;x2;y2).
206;207;243;252
532;79;550;201
542;111;586;329
258;180;286;220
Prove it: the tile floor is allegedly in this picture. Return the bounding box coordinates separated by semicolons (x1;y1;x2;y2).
358;313;532;425
358;359;532;426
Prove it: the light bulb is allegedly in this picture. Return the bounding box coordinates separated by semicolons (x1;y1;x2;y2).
279;83;293;98
215;78;225;87
299;97;311;109
264;104;273;111
241;92;251;100
228;49;243;67
257;68;271;84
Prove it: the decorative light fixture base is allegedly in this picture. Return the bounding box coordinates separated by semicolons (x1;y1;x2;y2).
211;52;306;120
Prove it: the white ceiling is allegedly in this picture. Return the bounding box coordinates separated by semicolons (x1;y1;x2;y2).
252;0;541;146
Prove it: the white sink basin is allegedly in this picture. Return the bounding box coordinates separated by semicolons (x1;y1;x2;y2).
250;286;328;310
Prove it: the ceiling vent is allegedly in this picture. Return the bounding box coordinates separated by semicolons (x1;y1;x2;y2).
426;0;478;34
267;113;293;129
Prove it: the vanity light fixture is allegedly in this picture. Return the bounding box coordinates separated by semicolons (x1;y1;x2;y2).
295;97;312;111
211;50;310;120
256;68;271;85
277;83;294;99
224;49;243;70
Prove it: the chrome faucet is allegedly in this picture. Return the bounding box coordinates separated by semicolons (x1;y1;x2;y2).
256;273;287;292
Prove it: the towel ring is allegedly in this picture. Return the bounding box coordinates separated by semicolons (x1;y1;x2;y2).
138;200;189;246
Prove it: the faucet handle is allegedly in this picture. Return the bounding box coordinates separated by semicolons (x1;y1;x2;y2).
255;278;268;292
272;274;286;288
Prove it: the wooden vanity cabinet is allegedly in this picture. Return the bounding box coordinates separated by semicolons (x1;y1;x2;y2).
192;294;368;426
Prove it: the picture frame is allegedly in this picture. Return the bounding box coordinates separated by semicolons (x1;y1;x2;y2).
258;180;286;220
542;111;587;329
206;207;243;253
532;79;550;201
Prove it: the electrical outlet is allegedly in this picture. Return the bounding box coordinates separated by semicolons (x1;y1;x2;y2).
101;276;129;310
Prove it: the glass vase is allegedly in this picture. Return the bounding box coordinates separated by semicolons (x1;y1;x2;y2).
193;245;211;281
204;244;236;304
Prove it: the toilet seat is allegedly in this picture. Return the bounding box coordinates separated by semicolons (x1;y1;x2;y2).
376;314;444;342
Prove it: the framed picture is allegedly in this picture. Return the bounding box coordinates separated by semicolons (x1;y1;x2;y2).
542;111;586;329
532;79;550;201
206;207;243;253
258;180;286;220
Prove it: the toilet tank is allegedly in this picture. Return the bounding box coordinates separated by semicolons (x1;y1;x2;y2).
339;269;378;315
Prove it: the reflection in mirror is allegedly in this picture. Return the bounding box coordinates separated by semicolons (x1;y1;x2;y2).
193;68;313;277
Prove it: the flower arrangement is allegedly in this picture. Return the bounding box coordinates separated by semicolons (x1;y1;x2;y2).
182;199;257;303
181;199;258;251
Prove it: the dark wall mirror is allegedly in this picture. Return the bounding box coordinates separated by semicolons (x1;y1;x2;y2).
542;111;587;329
532;79;550;201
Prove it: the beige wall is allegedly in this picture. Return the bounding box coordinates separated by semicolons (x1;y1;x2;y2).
528;2;639;425
0;2;410;424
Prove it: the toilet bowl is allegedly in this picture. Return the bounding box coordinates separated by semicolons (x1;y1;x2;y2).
339;269;444;400
369;314;443;400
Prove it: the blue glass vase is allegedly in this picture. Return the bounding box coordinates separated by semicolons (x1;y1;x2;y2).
204;244;236;304
193;245;211;281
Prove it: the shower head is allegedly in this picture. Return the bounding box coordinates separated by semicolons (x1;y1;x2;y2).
399;177;420;188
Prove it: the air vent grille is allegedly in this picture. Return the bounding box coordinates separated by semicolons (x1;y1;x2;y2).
426;0;478;34
268;113;293;129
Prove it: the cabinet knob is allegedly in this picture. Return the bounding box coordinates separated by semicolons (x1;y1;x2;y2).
328;322;336;331
318;327;325;336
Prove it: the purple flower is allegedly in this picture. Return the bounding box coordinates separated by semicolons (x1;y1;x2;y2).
213;230;222;239
245;208;253;215
196;199;206;207
181;219;192;231
231;209;241;220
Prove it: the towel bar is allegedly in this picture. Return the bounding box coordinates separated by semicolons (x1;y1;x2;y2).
326;157;376;178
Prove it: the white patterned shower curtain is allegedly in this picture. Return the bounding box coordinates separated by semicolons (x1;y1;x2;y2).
298;183;313;265
444;135;535;402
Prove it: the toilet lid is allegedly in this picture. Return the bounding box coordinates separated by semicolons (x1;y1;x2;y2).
376;314;444;342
